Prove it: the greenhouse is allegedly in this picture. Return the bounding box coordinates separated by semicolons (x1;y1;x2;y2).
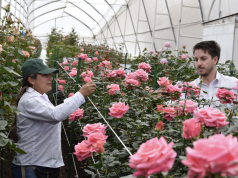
2;0;238;178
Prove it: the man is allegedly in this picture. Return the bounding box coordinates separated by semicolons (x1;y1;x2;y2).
191;40;237;105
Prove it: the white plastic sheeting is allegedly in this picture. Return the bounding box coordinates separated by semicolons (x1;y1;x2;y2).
2;0;238;66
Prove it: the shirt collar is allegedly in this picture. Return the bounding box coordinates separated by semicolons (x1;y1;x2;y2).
198;70;221;83
26;87;43;97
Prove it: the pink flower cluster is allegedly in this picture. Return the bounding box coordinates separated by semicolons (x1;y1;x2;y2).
177;100;197;115
107;84;120;95
129;137;176;178
160;58;168;64
98;61;112;69
72;61;78;66
164;42;172;48
181;82;200;97
166;84;182;100
63;61;69;65
81;71;94;78
69;108;84;121
69;68;77;77
78;53;88;60
163;107;177;121
216;88;235;104
74;123;107;161
85;58;92;63
58;80;66;85
58;85;63;92
93;57;98;62
125;79;140;89
134;69;148;82
182;134;238;178
109;102;129;118
138;62;151;73
194;107;229;128
157;77;170;87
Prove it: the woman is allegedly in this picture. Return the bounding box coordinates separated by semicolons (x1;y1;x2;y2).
12;58;96;178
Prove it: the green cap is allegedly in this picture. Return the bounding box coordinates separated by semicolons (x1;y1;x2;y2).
20;58;59;78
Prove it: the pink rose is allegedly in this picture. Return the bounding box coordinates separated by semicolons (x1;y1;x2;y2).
157;77;170;87
98;61;112;69
69;70;77;77
22;50;30;58
28;46;36;50
181;54;187;59
125;79;140;89
87;131;108;144
182;118;201;140
164;42;172;48
163;107;177;121
115;68;126;77
160;58;168;64
129;137;176;178
72;61;78;66
182;44;186;48
125;72;136;80
71;68;77;71
78;53;88;60
64;66;69;71
58;85;63;92
63;61;69;65
81;72;87;78
83;123;107;137
84;77;92;83
95;51;99;55
59;63;62;66
155;121;164;131
68;93;74;97
138;62;151;73
107;84;120;95
92;140;105;153
181;82;200;97
134;69;148;82
85;58;92;63
177;100;197;115
166;84;182;100
69;108;84;121
109;102;129;118
158;49;163;53
157;105;163;112
12;59;16;63
182;134;238;178
194;107;229;128
80;48;84;51
232;81;238;91
93;57;98;62
149;50;154;54
73;140;95;161
216;88;235;104
58;80;66;85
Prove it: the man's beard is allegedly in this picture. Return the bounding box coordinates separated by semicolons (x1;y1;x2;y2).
197;65;213;77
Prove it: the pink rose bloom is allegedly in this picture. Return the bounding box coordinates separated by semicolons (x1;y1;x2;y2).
182;118;201;140
125;79;140;89
71;67;77;71
95;51;99;55
12;59;16;63
92;140;105;153
73;140;95;161
155;121;164;131
138;62;151;73
160;58;168;64
158;49;163;53
85;58;92;63
87;131;108;144
107;84;120;95
81;72;87;78
177;100;198;115
181;82;200;97
134;69;148;82
68;93;74;97
163;107;177;121
129;137;176;178
145;86;154;93
83;123;107;137
93;57;98;62
232;81;238;91
63;61;69;65
182;134;238;178
22;50;30;58
69;70;77;77
69;108;84;121
107;70;117;78
28;46;36;50
216;88;235;104
98;61;112;69
181;54;187;59
80;48;84;51
149;50;154;54
109;102;129;118
164;42;172;48
157;77;170;87
58;85;63;92
166;84;182;100
78;53;88;60
72;61;78;66
182;44;186;48
125;72;136;80
115;68;126;77
58;80;66;85
194;107;229;128
84;77;92;83
59;63;62;66
64;66;69;71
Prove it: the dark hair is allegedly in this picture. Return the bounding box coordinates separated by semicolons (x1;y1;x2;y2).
193;40;221;64
12;73;37;129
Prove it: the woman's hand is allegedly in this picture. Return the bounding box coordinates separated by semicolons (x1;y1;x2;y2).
79;81;96;97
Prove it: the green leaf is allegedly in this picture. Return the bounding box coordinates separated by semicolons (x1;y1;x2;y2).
0;120;7;130
173;143;183;148
18;49;25;57
13;148;27;154
3;66;21;76
91;163;103;169
179;156;187;160
8;81;19;86
225;123;238;135
84;169;96;178
0;132;7;138
0;137;9;146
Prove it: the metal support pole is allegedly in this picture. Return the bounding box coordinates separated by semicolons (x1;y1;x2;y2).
1;147;5;178
124;53;128;70
197;0;204;22
67;57;82;178
0;0;3;20
14;0;16;25
176;0;183;57
153;63;158;89
152;0;158;51
135;0;141;56
123;6;128;54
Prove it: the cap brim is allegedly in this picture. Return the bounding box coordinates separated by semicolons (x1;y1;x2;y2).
38;68;59;74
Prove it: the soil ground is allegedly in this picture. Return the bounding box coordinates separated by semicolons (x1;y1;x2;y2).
2;120;90;178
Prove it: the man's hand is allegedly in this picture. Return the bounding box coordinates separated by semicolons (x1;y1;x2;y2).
153;88;167;100
79;81;96;97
